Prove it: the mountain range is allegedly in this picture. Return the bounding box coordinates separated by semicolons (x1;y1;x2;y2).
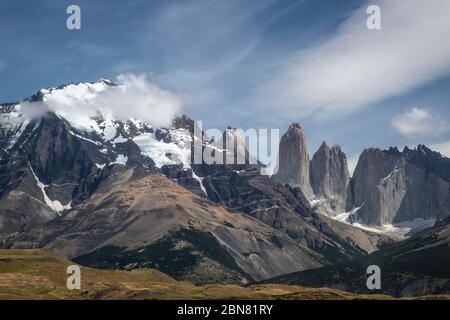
1;79;449;296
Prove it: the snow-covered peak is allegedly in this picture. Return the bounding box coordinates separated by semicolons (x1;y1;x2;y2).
40;80;111;103
41;85;190;169
1;76;199;174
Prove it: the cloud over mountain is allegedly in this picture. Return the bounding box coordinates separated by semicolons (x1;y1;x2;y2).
10;74;184;129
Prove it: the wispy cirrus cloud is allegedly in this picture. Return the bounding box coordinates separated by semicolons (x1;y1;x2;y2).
253;0;450;121
392;107;449;139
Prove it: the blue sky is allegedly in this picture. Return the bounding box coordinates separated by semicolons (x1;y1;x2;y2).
1;0;450;171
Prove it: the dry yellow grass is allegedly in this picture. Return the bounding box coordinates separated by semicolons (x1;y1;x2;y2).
0;249;447;300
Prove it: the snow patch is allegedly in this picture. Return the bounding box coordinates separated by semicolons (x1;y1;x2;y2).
133;130;192;169
332;205;436;239
112;135;128;144
251;206;280;212
68;130;102;146
112;154;128;165
192;171;207;196
310;197;327;207
95;163;106;169
100;118;118;141
350;218;436;238
382;168;400;182
7;119;30;150
29;164;71;214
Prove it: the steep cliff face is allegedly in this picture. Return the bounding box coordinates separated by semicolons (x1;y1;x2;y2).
274;124;354;217
352;146;450;226
0;110;115;240
352;148;400;210
311;142;353;215
273;123;313;199
257;121;450;231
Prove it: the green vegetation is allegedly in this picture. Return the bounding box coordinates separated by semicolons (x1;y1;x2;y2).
74;229;250;282
264;232;450;297
269;235;284;249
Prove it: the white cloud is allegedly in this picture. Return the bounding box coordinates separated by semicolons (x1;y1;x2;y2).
392;107;448;139
258;0;450;119
91;74;184;127
17;74;184;129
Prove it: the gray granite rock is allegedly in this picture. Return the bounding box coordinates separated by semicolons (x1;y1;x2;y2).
273;123;314;199
311;142;353;215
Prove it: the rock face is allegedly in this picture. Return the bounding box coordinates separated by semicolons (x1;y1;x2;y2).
311;142;353;215
189;159;389;263
274;124;354;216
7;168;325;284
352;146;450;225
270;121;450;230
0;112;114;241
273;123;313;199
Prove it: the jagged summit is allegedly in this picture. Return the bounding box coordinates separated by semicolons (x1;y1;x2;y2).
289;122;302;130
97;77;115;86
311;140;353;215
3;78;118;109
331;144;343;152
273;123;450;236
273;121;313;199
274;122;355;214
39;78;111;98
352;144;450;226
318;141;329;150
318;141;344;152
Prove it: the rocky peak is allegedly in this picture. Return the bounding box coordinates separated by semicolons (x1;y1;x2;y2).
286;122;307;140
331;144;342;152
289;122;302;130
311;141;353;215
97;77;115;86
385;146;401;156
172;114;195;132
273;122;313;199
318;141;330;152
213;126;259;167
352;145;450;226
405;145;450;181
